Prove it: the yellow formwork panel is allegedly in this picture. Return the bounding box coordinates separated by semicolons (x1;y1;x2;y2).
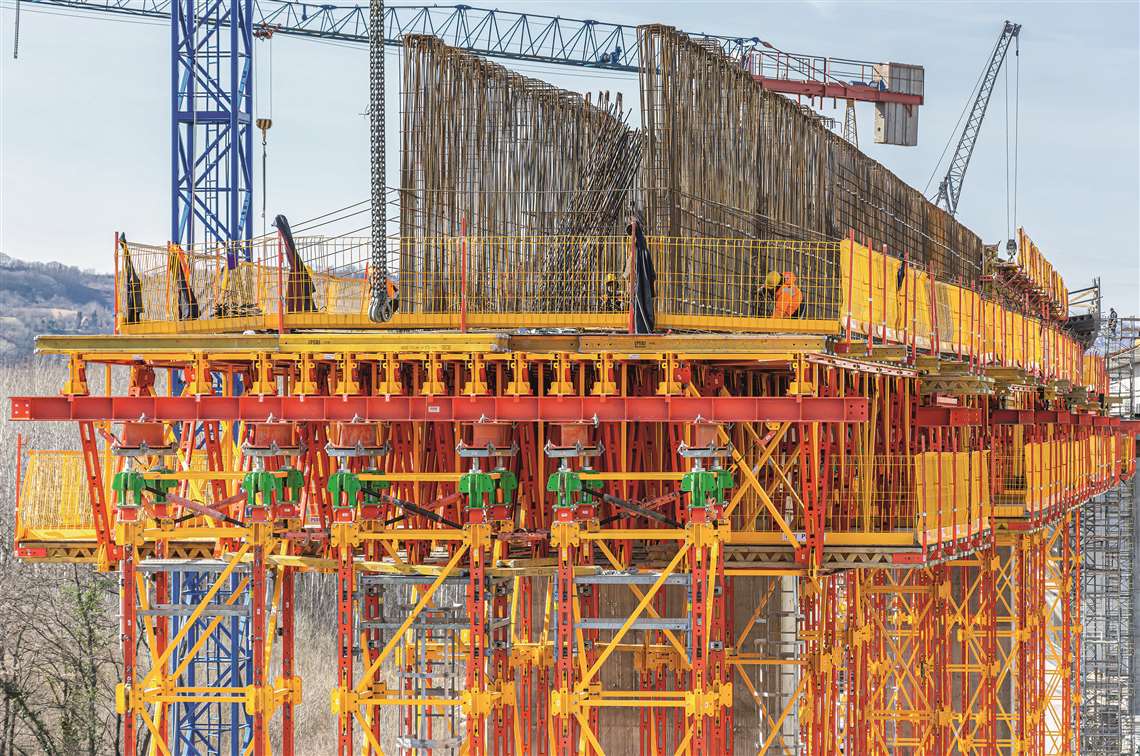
839;238;1094;384
914;449;990;545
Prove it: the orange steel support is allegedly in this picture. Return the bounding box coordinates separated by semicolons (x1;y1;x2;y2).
7;341;1128;753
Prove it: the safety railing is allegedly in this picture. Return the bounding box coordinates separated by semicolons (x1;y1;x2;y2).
17;450;95;535
728;447;993;552
654;237;840;331
992;434;1121;518
15;449;218;541
841;237;1101;388
115;234;843;334
912;450;991;548
112;231;1100;388
823;454;921;538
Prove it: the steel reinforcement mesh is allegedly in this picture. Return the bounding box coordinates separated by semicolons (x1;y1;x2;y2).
399;35;643;268
638;24;983;285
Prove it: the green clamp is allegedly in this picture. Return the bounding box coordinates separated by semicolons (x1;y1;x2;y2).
280;467;305;502
360;469;390;505
546;468;601;510
111;470;148;508
242;470;284;509
146;468;178;503
328;470;362;510
459;469;497;509
681;468;734;509
496;469;519;508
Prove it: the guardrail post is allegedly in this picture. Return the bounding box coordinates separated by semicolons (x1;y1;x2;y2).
276;232;286;335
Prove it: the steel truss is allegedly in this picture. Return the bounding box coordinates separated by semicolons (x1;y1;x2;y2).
9;340;1139;754
172;0;253;248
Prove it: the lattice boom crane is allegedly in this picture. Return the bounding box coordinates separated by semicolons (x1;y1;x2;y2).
933;20;1021;217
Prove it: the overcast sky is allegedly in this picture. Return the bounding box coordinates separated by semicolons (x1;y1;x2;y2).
1;0;1137;312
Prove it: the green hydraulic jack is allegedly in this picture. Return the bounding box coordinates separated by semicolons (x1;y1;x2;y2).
326;425;391;523
242;467;304;519
546;464;603;515
241;424;305;521
678;424;734;517
457;424;519;523
543;423;604;520
110;423;177;515
460;467;519;520
328;467;391;522
681;466;734;511
112;468;177;510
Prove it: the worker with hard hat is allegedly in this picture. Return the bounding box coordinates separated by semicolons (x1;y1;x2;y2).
765;271;802;318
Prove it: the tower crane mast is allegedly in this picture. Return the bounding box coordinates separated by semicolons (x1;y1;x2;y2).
934;20;1020;216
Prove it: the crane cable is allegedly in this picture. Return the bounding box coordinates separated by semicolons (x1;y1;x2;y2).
256;28;274;237
1004;44;1011;247
922;52;990;197
1013;35;1020;245
1003;34;1021;257
12;0;19;58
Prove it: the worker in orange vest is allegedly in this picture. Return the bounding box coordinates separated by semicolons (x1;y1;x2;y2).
765;271;803;318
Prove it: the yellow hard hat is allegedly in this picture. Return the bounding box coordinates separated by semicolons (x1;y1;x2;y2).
764;271;782;291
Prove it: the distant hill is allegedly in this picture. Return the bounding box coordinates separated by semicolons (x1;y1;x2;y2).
0;253;114;357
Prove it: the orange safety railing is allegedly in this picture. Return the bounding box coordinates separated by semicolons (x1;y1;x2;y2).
114;231;1099;391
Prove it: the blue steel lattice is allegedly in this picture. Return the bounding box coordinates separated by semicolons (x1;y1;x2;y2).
169;569;253;755
172;0;253;250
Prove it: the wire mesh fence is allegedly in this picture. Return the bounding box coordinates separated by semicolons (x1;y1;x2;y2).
116;234;844;333
655;238;840;325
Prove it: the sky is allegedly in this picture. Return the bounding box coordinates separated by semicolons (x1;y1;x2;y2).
1;0;1138;313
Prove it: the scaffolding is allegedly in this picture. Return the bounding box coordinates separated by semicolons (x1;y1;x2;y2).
1080;312;1139;755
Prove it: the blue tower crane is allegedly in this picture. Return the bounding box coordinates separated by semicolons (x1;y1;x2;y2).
172;0;254;250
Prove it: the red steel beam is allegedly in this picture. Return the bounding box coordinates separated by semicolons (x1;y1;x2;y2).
991;409;1036;425
10;394;869;424
914;406;982;427
753;77;923;105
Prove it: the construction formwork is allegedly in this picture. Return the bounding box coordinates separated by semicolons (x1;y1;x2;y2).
7;28;1140;756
